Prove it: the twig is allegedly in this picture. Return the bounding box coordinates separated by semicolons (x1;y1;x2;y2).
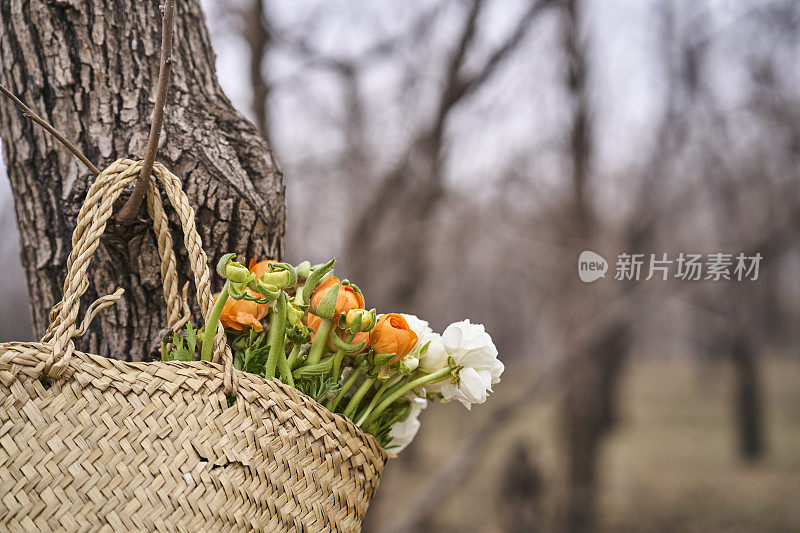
0;83;100;176
116;0;175;224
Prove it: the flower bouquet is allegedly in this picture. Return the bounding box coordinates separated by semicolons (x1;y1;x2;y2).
163;254;504;452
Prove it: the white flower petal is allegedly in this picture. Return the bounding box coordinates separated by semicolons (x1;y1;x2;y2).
389;415;420;452
419;335;448;372
455;367;489;409
489;359;504;385
401;314;432;339
442;321;498;369
442;321;468;354
438;379;460;402
454;341;498;369
388;396;428;452
475;369;494;393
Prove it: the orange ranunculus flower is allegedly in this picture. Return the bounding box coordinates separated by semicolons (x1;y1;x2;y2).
369;313;418;364
214;290;268;332
306;313;369;353
310;275;364;319
249;258;277;279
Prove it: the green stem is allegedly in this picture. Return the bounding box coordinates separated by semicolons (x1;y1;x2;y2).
363;367;452;427
327;367;361;412
356;376;401;427
277;336;294;387
343;377;375;419
264;292;287;379
368;408;409;438
292;357;333;379
381;375;411;402
201;281;229;362
306;317;333;365
331;332;356;383
287;345;301;369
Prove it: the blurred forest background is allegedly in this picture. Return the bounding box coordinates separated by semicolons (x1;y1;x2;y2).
2;0;800;530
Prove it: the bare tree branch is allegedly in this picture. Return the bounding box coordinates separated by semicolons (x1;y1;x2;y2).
116;0;175;224
450;0;557;112
242;0;272;142
347;0;555;289
0;83;100;176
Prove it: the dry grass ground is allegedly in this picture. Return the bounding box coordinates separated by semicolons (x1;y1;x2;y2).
366;356;800;532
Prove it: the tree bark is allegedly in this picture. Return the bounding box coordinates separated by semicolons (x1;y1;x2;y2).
0;0;284;361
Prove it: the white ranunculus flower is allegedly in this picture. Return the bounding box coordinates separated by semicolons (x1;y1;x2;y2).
401;313;432;340
436;319;503;410
388;394;427;452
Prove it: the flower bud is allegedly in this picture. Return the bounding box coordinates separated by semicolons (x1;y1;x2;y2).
259;269;291;289
295;261;311;280
310;282;339;319
286;300;305;326
217;253;237;277
369;313;418;364
216;253;252;284
345;308;377;332
253;262;296;290
226;262;252;284
310;276;364;320
249;258;277;278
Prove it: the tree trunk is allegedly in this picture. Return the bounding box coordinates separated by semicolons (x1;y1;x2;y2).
500;440;543;533
731;332;764;461
0;0;284;361
556;0;611;530
560;322;628;533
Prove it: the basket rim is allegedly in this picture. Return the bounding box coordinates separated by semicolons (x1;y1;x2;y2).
0;340;388;463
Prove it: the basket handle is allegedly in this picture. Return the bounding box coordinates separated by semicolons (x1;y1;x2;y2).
40;159;236;395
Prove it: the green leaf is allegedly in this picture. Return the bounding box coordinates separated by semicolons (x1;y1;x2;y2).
185;324;197;356
244;346;270;376
176;347;192;361
294;375;341;403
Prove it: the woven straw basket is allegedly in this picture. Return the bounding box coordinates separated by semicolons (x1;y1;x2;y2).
0;159;386;532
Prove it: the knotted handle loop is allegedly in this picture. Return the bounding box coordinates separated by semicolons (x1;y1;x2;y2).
40;159;236;395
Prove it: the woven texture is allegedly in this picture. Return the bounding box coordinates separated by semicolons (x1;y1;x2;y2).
0;160;386;532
